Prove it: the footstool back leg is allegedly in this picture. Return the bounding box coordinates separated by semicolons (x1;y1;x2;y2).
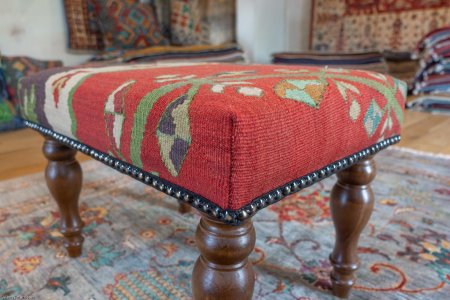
330;157;376;298
192;215;256;300
178;200;192;214
42;136;84;258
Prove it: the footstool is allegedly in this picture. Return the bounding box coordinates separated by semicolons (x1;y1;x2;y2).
19;63;406;299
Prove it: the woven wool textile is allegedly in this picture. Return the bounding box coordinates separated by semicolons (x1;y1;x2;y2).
94;0;169;50
90;44;247;64
310;0;450;52
0;69;14;128
19;63;406;211
0;56;62;132
170;0;235;45
63;0;104;50
150;0;172;40
0;148;449;299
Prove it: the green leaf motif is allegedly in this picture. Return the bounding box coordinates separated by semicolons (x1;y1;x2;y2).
22;84;38;123
335;80;360;101
0;101;14;124
89;243;125;270
274;79;327;108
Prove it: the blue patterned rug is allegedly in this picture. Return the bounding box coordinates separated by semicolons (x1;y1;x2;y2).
0;147;449;299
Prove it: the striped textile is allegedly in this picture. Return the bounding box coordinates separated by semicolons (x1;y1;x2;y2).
91;44;247;64
406;94;450;115
413;27;450;100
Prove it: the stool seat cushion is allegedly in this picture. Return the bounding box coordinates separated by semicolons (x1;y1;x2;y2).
19;63;406;213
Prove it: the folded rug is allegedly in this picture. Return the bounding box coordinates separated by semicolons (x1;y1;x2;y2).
91;44;247;64
407;94;450;115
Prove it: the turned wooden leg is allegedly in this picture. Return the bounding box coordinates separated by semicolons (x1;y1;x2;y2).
330;157;376;298
178;200;192;214
43;136;84;258
192;215;256;300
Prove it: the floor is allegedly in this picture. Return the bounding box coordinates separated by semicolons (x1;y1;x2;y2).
0;110;449;181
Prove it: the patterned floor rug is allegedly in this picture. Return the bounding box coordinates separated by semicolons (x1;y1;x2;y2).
0;147;449;299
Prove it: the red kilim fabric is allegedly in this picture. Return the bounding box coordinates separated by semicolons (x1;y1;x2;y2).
19;63;406;210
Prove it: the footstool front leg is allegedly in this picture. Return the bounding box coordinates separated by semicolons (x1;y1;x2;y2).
43;136;84;258
192;215;256;300
330;157;376;298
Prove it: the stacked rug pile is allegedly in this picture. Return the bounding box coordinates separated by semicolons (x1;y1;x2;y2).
409;27;450;114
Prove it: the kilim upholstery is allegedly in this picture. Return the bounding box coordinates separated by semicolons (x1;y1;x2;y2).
19;63;406;221
20;62;406;299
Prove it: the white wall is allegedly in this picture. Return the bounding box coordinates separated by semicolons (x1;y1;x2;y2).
0;0;94;66
237;0;312;63
0;0;311;66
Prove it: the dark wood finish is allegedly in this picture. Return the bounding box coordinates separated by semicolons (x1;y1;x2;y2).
329;157;376;298
43;137;84;258
178;200;192;214
192;214;256;300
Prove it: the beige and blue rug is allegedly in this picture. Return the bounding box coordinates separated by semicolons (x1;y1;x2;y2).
0;147;449;299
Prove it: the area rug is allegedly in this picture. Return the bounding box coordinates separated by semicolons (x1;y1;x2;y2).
0;147;449;299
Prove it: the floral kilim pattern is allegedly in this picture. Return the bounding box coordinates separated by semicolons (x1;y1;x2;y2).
0;148;449;299
19;63;406;210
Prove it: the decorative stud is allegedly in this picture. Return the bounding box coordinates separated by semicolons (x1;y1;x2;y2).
223;211;232;222
183;194;191;203
256;199;265;208
299;178;306;187
275;190;282;200
238;210;248;220
319;169;327;178
212;207;220;218
246;204;256;215
166;187;173;195
283;186;291;195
